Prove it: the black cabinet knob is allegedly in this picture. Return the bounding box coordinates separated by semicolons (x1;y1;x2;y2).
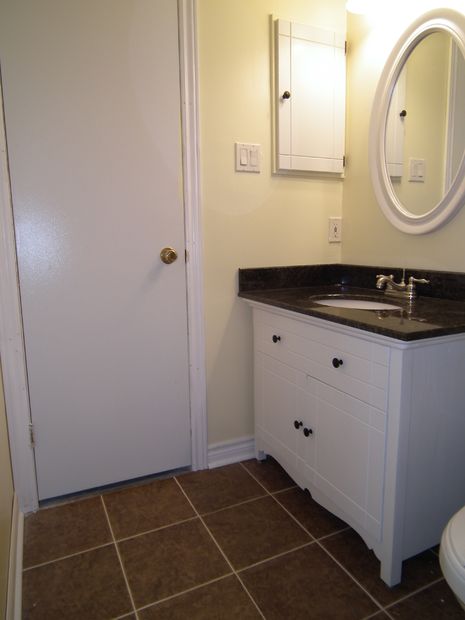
282;90;291;99
272;335;281;343
294;420;303;429
399;109;407;118
332;358;343;368
303;427;313;437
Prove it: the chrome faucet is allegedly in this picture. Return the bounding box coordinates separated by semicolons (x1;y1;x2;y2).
376;270;429;301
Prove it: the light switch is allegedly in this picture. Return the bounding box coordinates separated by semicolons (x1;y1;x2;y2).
408;158;425;182
235;143;261;173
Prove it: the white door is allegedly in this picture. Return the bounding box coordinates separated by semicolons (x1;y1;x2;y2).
0;0;191;499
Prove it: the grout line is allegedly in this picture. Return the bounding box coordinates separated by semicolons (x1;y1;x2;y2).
266;482;349;544
242;460;351;543
271;484;300;495
236;540;315;573
109;515;199;544
134;573;235;614
23;541;115;572
238;461;275;495
269;492;316;539
360;611;390;620
383;576;445;611
100;496;139;620
201;493;269;517
172;476;267;620
314;526;352;542
314;538;388;614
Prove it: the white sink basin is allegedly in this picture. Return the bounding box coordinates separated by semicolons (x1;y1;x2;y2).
314;298;401;310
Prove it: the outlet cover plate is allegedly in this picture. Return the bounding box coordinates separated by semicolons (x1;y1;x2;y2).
328;217;342;243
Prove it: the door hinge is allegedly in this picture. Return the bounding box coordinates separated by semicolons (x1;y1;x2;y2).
343;155;346;167
345;40;347;55
29;422;36;448
185;249;189;262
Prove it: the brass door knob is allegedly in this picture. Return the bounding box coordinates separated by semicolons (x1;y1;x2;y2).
160;247;178;264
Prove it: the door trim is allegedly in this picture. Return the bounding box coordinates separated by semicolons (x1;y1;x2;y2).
179;0;208;471
0;0;206;512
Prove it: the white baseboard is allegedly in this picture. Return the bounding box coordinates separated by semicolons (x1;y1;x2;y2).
208;436;255;469
6;494;23;620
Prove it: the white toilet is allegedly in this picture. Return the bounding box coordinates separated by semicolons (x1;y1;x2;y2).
440;505;465;611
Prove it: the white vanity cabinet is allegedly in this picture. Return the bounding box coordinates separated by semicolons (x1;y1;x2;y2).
249;303;465;586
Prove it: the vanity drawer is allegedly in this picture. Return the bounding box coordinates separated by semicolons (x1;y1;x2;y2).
254;308;389;411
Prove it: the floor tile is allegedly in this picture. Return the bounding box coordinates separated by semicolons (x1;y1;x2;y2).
321;528;442;607
176;463;265;514
240;544;379;619
22;545;132;619
274;487;348;538
23;496;112;568
118;518;230;608
241;456;296;492
204;496;311;569
103;477;195;539
138;575;262;619
387;579;465;619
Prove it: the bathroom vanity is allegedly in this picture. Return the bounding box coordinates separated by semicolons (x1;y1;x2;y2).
239;264;465;586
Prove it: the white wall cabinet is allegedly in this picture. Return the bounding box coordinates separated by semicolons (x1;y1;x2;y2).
274;19;346;174
249;303;465;586
385;69;406;178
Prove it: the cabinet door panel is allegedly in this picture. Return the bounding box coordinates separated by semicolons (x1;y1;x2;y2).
307;377;385;538
316;400;369;508
296;383;318;470
255;353;299;474
274;19;345;173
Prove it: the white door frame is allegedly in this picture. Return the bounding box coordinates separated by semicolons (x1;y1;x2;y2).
0;0;206;513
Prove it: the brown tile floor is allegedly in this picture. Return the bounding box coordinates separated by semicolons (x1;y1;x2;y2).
22;458;465;619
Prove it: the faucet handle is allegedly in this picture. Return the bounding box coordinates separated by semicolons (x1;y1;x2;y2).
406;276;430;300
408;277;430;286
376;274;394;280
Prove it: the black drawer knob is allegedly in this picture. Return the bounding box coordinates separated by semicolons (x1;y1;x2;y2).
303;427;313;437
272;335;281;343
332;357;343;368
282;90;291;99
294;420;303;429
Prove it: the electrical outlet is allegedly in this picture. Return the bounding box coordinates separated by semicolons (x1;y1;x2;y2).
328;217;342;243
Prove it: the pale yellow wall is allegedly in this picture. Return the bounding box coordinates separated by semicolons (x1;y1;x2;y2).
0;366;14;618
393;32;450;214
343;1;465;270
198;0;346;444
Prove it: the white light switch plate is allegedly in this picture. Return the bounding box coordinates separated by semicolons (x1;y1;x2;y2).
235;143;261;173
408;158;425;182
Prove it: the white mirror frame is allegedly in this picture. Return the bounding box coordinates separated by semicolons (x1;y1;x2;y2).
369;8;465;234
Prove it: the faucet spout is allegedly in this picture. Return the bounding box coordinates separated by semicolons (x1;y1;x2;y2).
376;274;395;290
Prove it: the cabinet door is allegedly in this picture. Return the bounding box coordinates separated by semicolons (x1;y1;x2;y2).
275;19;346;173
303;376;386;539
255;352;301;481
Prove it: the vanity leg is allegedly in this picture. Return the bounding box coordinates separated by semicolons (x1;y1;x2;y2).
380;556;402;587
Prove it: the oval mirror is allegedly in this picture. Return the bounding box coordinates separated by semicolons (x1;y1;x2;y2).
369;9;465;234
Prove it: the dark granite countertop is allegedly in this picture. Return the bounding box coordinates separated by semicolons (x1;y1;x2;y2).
238;265;465;342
